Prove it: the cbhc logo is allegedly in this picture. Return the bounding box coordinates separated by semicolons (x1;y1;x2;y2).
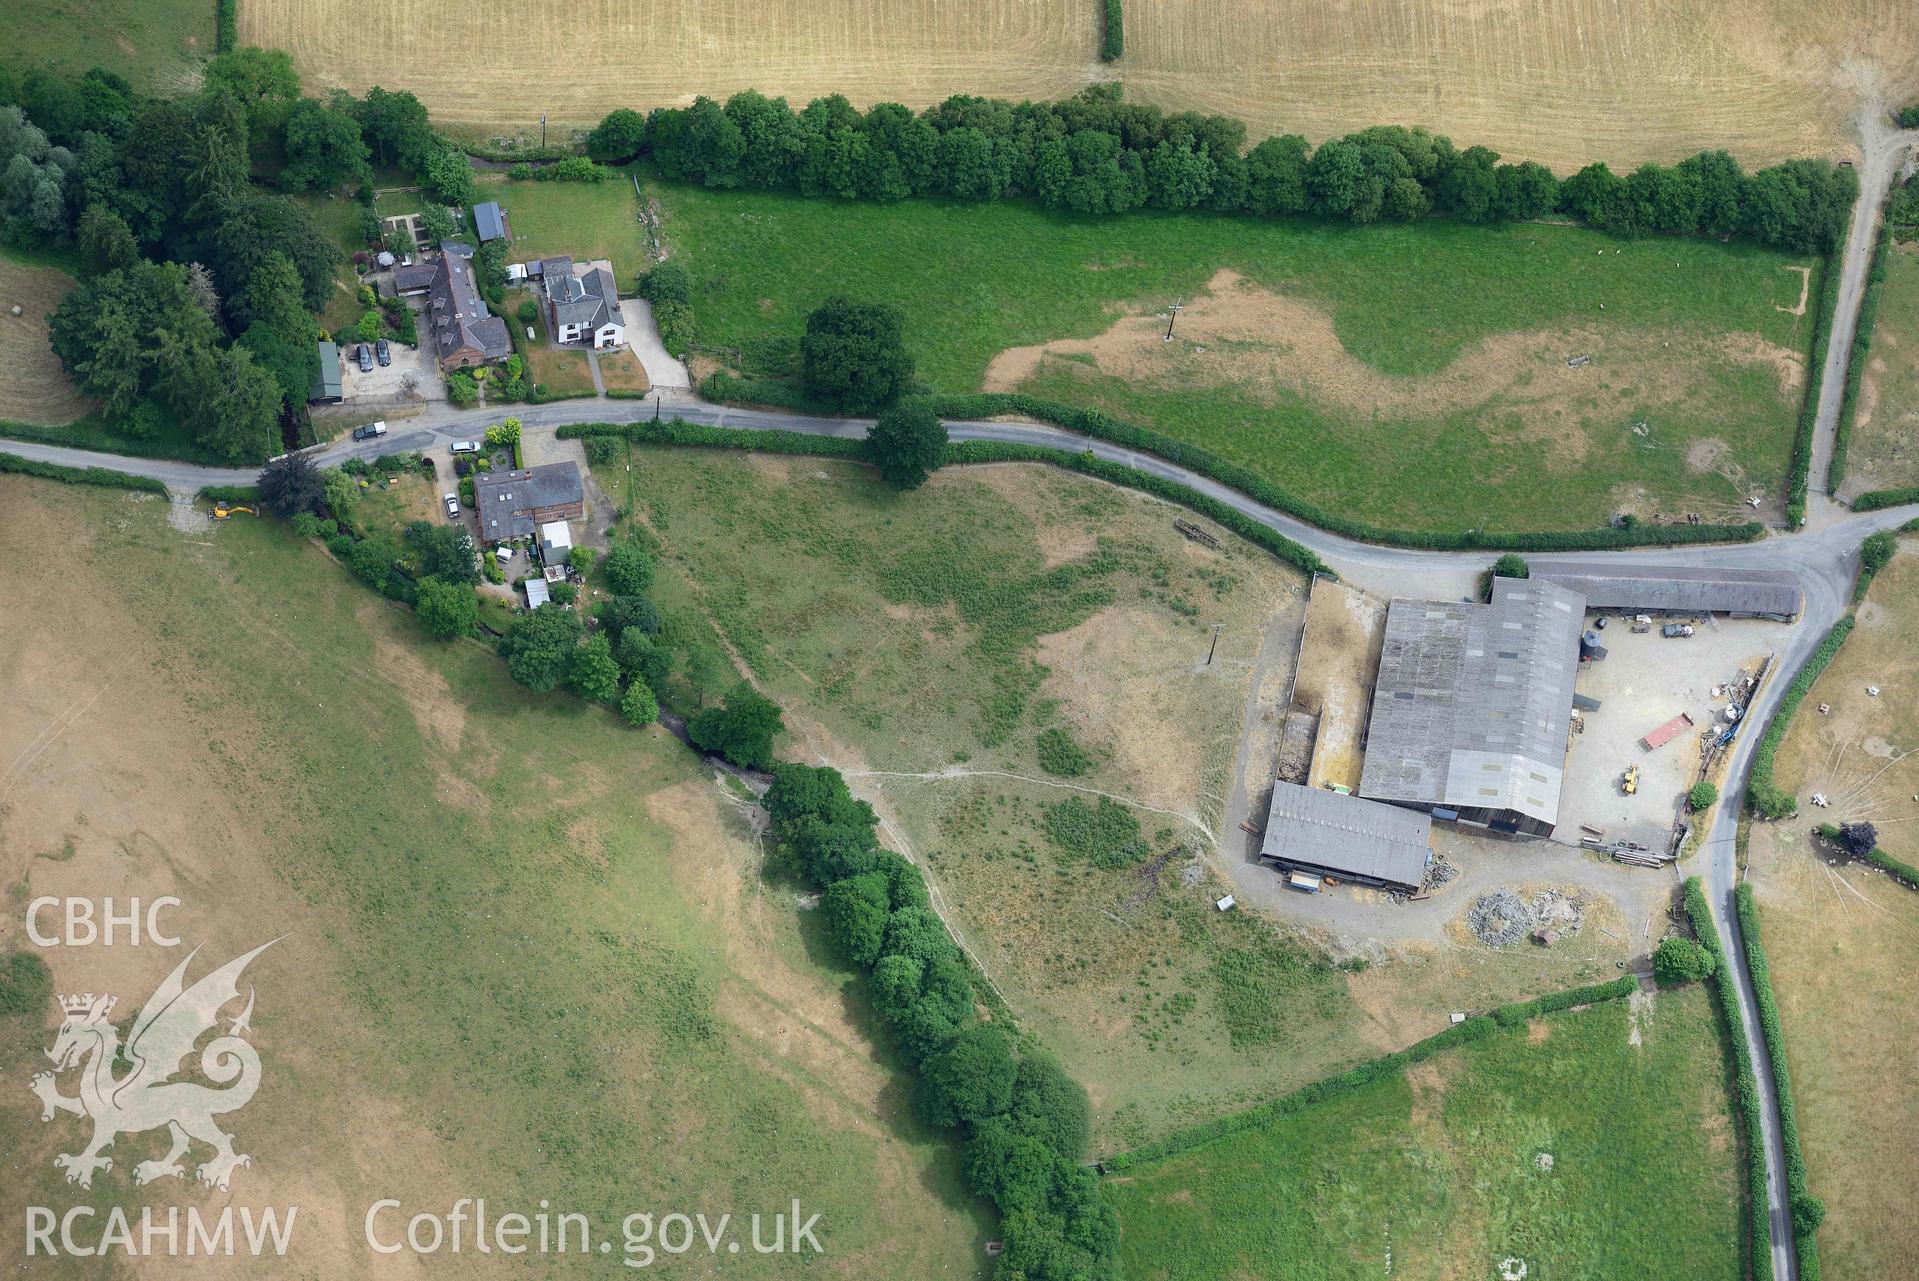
26;897;182;947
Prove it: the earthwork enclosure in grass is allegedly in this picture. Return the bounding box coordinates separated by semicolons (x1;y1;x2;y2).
609;447;1650;1145
1105;989;1742;1280
1746;540;1919;1281
652;178;1819;532
0;476;989;1276
237;0;1917;170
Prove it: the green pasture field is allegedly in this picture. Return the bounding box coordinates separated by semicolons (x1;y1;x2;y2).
643;175;1817;532
12;0;211;93
0;476;988;1275
1107;986;1741;1280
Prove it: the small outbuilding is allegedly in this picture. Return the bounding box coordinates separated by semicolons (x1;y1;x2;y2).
473;201;508;243
309;339;343;404
523;577;551;608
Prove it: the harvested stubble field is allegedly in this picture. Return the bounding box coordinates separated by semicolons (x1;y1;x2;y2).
0;255;95;427
1106;988;1742;1280
238;0;1915;168
240;0;1097;140
653;178;1816;531
1840;243;1919;495
612;447;1655;1146
0;476;988;1276
1746;540;1919;1281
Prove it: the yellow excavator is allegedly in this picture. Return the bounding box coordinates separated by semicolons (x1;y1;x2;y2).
212;504;255;520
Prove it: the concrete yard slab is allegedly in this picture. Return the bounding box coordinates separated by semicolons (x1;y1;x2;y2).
1558;614;1790;851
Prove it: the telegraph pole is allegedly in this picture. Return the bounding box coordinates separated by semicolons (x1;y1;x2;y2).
1206;623;1223;665
1164;300;1183;342
540;115;548;148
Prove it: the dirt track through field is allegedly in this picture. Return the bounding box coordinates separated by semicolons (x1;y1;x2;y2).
243;0;1917;168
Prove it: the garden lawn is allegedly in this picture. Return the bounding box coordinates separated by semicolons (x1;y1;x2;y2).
1107;987;1740;1280
649;176;1816;533
478;172;648;287
291;191;375;336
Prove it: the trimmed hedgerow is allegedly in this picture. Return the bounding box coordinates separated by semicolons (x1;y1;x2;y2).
1865;848;1919;889
0;451;168;494
1108;975;1635;1170
1828;221;1892;493
1748;616;1856;819
693;380;1768;551
1735;883;1823;1280
763;763;1118;1278
1787;255;1842;525
560;417;863;456
1815;822;1919;892
216;0;237;51
946;439;1329;575
923;393;1766;553
559;419;1333;575
1853;486;1919;512
1682;876;1773;1281
1099;0;1123;61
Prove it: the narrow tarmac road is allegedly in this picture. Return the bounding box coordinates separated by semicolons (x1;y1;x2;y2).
6;115;1915;1279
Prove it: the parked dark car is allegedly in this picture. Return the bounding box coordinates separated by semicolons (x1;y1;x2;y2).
375;339;391;367
355;343;373;372
351;421;388;442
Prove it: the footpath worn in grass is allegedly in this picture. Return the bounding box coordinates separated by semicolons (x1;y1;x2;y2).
1107;988;1740;1280
0;476;988;1275
650;176;1813;532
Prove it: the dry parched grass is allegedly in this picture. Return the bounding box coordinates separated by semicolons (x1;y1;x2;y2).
1746;542;1919;1281
0;256;96;426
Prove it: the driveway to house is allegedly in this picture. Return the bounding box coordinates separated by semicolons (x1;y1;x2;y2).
621;299;691;389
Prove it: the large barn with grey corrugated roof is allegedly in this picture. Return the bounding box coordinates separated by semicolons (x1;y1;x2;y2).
1527;562;1801;621
1356;578;1585;838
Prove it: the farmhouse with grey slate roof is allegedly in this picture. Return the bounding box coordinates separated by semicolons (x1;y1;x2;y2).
537;256;626;349
473;463;586;544
425;242;512;370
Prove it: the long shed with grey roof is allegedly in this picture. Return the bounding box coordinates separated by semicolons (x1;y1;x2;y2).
1259;781;1433;892
1529;562;1801;621
1357;578;1584;837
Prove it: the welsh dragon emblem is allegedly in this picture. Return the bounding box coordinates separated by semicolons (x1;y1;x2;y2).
30;940;277;1191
